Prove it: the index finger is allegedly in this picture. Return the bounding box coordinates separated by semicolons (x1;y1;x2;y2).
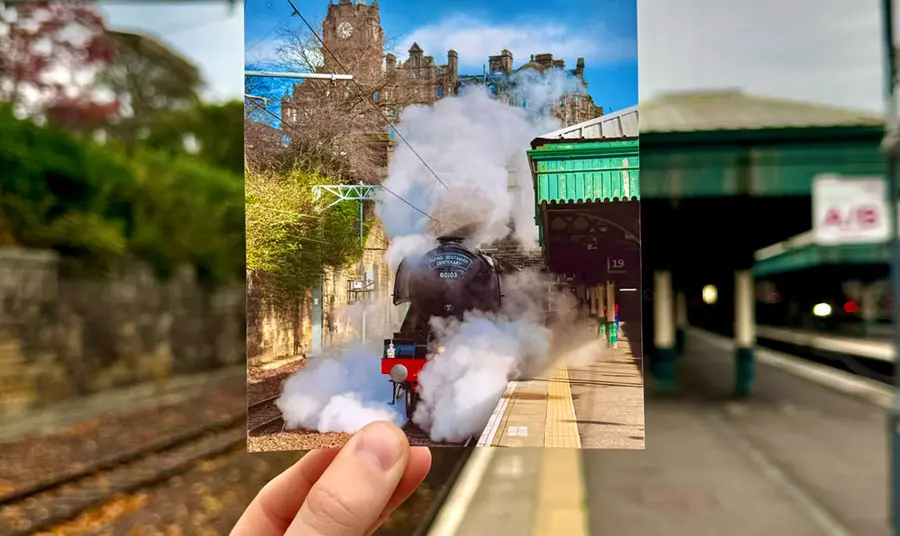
231;448;340;536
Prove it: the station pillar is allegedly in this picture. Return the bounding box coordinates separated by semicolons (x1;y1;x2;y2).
606;280;618;347
653;270;676;390
675;290;687;354
734;269;756;396
597;284;607;340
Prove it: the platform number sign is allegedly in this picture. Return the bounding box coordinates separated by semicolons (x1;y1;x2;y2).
607;256;627;274
813;174;890;245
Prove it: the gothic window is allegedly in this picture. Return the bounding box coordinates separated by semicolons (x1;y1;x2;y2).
373;91;379;101
414;71;419;79
436;87;442;97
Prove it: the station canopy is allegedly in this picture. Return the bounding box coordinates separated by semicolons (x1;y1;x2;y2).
527;106;640;283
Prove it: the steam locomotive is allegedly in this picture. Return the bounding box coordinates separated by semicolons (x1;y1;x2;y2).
381;236;505;420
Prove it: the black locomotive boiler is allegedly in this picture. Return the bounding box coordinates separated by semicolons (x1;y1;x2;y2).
381;236;505;419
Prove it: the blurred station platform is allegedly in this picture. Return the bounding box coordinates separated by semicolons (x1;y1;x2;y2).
756;324;894;361
476;323;644;449
428;328;890;536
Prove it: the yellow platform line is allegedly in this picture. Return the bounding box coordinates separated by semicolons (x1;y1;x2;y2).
532;365;588;536
532;448;589;536
543;365;581;448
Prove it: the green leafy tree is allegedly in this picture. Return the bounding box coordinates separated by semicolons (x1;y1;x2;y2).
0;104;244;285
99;30;203;154
245;168;363;304
129;150;244;286
143;100;244;175
0;104;132;274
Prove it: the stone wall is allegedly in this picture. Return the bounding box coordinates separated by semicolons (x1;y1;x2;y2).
322;219;399;347
246;218;400;365
0;248;245;419
246;271;314;365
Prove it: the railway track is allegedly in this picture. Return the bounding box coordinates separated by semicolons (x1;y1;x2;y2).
247;394;285;435
0;395;280;536
411;435;476;536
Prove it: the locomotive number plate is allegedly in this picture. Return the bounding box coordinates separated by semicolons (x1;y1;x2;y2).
439;271;459;279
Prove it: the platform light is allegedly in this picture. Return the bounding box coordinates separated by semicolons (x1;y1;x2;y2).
813;303;832;317
701;285;718;305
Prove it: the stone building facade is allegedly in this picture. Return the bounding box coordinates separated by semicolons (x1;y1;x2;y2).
283;0;604;128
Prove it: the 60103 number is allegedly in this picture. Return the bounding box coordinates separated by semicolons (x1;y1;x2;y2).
439;271;459;279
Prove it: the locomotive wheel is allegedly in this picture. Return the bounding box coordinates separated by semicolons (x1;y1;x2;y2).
405;386;418;421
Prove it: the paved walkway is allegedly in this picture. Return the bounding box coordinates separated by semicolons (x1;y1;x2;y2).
477;324;645;449
431;328;890;536
756;325;892;361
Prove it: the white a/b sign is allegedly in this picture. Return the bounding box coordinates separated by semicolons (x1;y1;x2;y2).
813;175;890;245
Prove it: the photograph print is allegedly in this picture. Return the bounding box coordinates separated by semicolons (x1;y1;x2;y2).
244;0;643;450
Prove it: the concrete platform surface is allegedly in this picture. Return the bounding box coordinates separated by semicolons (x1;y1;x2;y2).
432;328;890;536
477;325;644;450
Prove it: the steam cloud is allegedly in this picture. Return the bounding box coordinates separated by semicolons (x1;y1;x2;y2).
277;68;597;442
277;344;403;433
376;69;587;267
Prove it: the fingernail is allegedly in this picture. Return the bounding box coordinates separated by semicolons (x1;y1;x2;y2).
354;422;403;471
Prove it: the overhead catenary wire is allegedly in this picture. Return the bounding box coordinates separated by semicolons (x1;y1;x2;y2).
244;98;438;223
284;0;450;191
245;14;294;53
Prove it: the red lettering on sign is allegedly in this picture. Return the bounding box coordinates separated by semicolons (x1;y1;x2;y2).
821;205;881;228
822;208;843;226
857;206;878;227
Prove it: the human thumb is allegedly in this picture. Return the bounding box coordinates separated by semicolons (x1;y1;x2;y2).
286;421;410;536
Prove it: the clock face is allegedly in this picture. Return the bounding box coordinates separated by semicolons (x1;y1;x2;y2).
337;22;353;39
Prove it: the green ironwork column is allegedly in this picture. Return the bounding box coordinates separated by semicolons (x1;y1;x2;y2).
607;280;618;348
652;270;676;390
734;269;756;396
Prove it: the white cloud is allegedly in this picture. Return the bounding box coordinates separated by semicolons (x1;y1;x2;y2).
393;15;636;71
639;0;886;113
245;36;282;66
100;2;244;102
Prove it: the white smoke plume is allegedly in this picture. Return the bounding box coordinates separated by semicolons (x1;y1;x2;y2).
277;343;403;433
375;68;586;253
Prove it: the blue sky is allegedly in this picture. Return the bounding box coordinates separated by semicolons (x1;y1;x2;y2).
244;0;638;116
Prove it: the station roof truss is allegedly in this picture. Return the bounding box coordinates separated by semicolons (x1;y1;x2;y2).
753;230;889;278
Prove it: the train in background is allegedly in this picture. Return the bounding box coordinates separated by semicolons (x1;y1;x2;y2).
380;236;506;420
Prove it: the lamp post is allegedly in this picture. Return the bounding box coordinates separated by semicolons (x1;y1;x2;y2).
881;1;900;534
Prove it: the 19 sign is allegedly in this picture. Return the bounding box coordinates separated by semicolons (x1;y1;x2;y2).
607;256;627;274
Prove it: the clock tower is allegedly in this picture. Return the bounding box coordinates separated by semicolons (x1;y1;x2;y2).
321;0;384;83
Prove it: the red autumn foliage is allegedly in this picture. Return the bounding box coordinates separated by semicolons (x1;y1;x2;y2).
46;97;120;131
0;0;117;125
